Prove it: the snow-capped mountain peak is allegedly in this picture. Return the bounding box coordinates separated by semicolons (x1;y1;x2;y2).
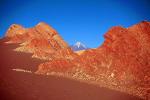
71;42;88;51
75;42;86;48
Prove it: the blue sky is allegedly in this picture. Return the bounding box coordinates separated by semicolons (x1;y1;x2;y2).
0;0;150;48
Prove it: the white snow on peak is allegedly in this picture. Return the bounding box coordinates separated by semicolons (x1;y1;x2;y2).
75;42;87;48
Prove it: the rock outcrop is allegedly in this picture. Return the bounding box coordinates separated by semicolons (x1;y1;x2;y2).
5;22;76;60
5;24;26;37
36;21;150;99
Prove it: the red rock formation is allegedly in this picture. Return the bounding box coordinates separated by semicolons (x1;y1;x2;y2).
5;24;26;37
36;21;150;99
69;21;150;82
36;59;75;74
5;22;76;60
100;21;150;82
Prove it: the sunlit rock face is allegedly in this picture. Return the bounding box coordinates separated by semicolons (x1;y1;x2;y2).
5;22;76;60
74;21;150;83
37;21;150;83
36;59;75;74
36;21;150;99
101;21;150;82
5;24;26;37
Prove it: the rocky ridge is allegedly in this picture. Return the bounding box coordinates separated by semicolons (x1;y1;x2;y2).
5;22;77;60
36;21;150;99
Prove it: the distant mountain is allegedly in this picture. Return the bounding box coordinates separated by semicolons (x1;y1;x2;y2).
70;42;88;51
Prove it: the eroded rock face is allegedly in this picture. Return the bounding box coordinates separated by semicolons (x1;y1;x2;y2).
5;24;26;37
36;21;150;81
36;59;75;74
72;21;150;80
36;21;150;99
5;22;75;60
100;21;150;82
